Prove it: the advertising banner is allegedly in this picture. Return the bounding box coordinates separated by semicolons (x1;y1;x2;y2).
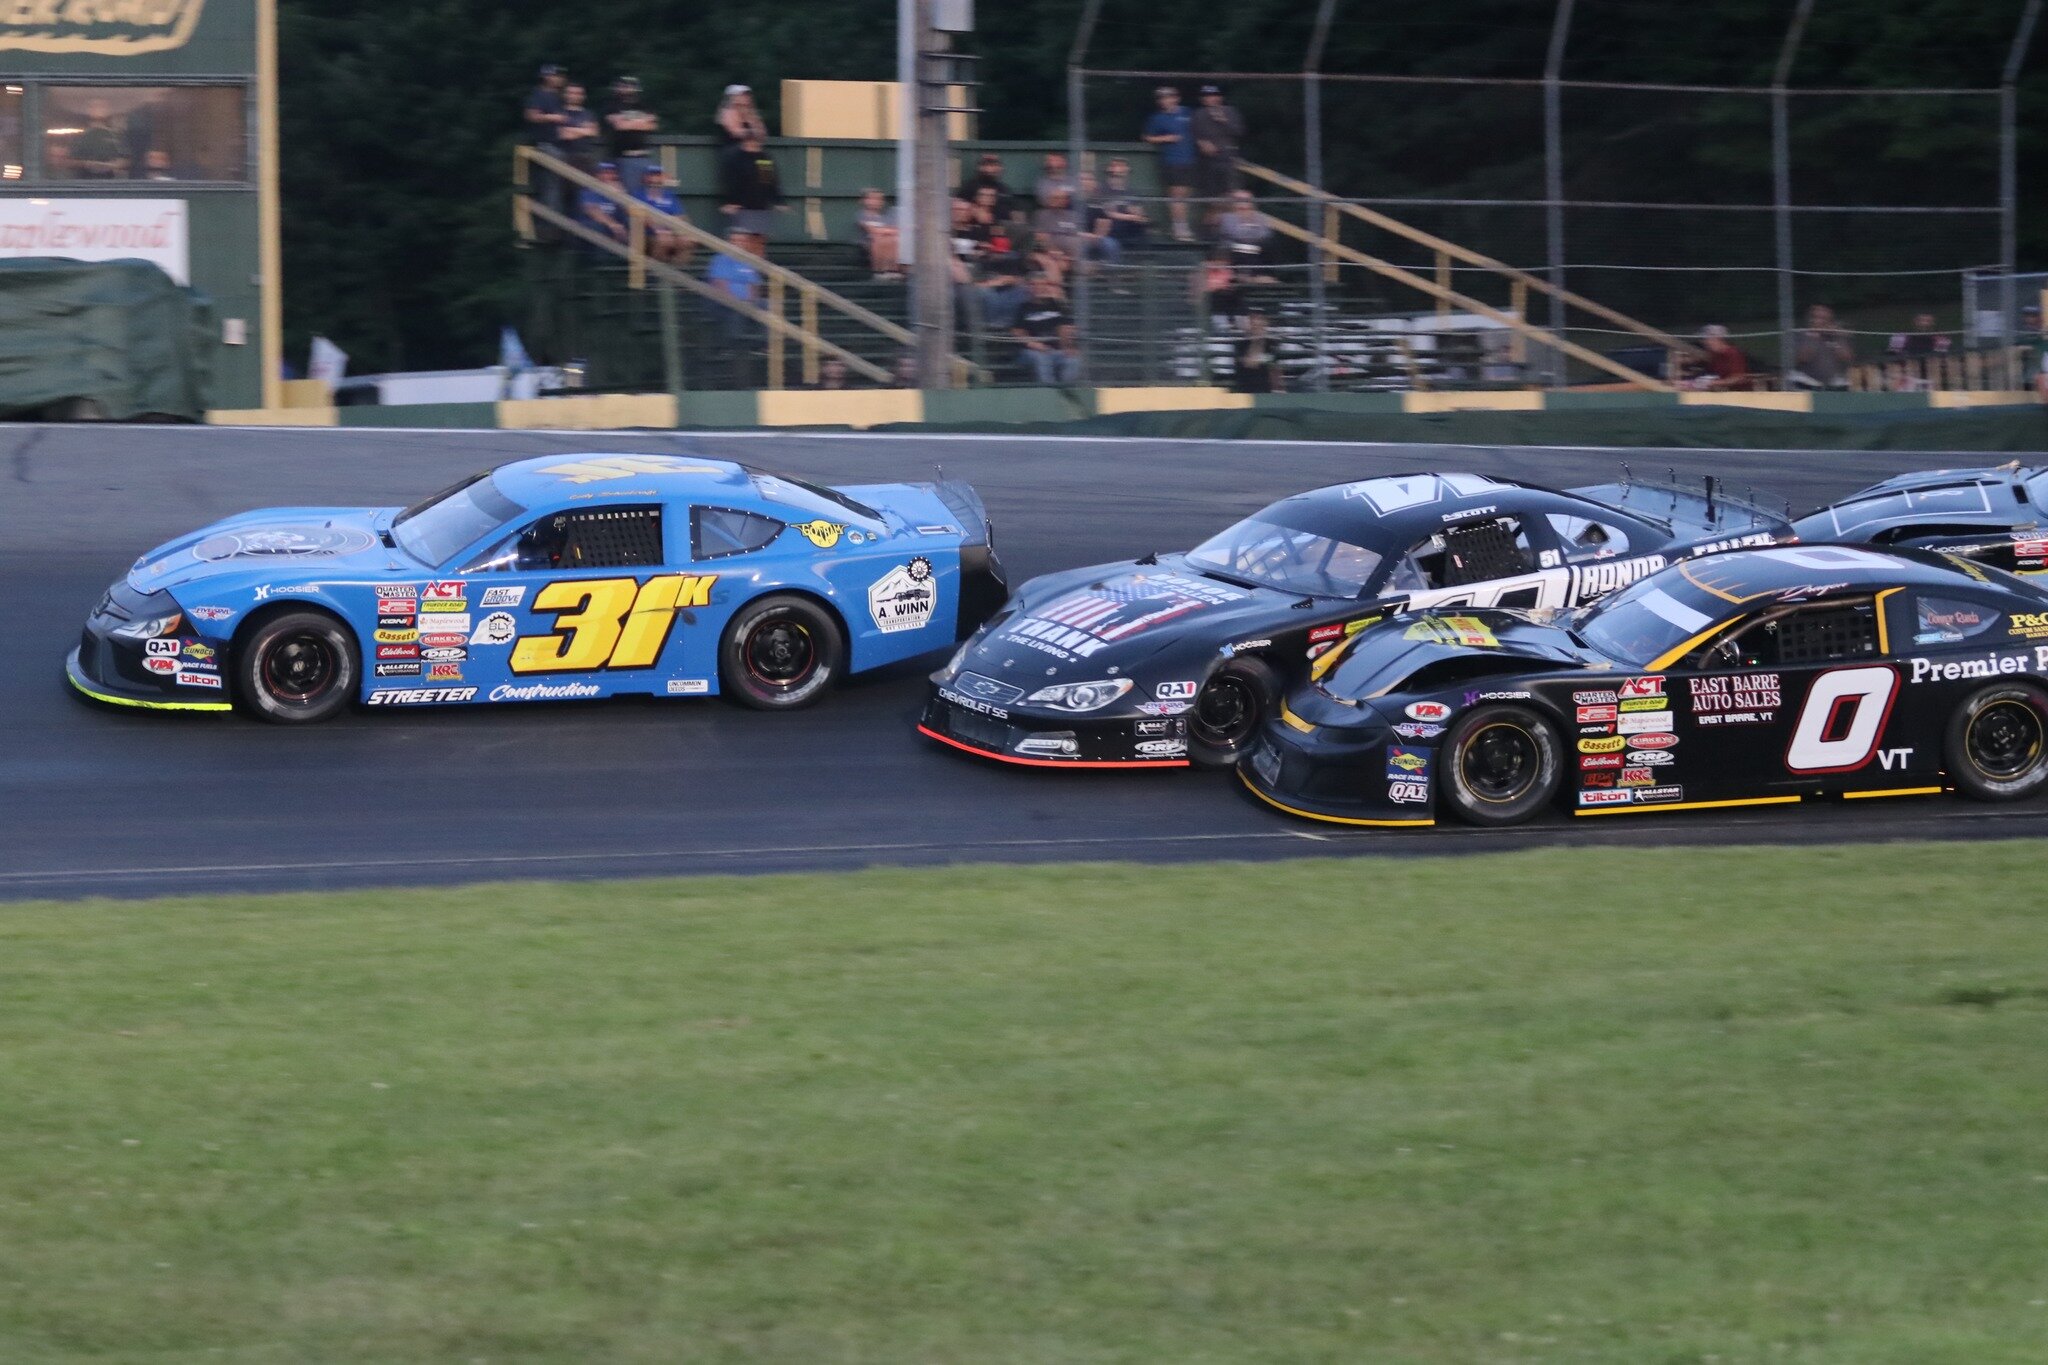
0;198;188;282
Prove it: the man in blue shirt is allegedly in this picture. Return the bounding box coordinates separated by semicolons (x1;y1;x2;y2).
634;164;693;266
707;230;768;385
1141;86;1195;242
577;161;629;249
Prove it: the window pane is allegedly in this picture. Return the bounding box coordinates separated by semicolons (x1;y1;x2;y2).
1;84;21;182
692;506;784;560
43;86;245;182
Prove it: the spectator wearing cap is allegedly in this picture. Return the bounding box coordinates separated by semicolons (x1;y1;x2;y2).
1142;87;1196;241
1189;84;1246;212
719;131;787;240
635;164;693;266
1015;274;1081;384
957;153;1017;223
855;188;902;281
604;76;659;196
577;162;631;249
715;84;767;147
556;83;602;174
524;65;569;228
1687;325;1750;391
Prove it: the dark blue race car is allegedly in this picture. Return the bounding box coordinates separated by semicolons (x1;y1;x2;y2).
70;452;1004;722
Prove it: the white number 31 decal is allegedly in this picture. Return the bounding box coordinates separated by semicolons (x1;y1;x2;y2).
1786;665;1899;772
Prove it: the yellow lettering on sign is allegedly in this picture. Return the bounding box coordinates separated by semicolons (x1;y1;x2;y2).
537;455;720;485
0;0;204;54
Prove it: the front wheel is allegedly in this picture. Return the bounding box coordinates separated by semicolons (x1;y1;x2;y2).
1438;704;1563;827
1188;657;1280;769
236;609;359;724
1944;683;2048;801
718;594;845;711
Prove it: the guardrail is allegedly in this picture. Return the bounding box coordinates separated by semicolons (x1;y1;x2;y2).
513;146;985;389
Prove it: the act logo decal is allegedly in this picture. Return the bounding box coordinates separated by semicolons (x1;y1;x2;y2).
793;519;845;549
1618;675;1665;700
511;574;717;674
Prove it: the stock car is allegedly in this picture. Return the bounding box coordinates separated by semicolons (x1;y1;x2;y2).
1792;461;2048;572
921;471;1787;768
68;452;1004;722
1238;544;2048;827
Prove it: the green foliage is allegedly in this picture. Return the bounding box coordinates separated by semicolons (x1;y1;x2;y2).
4;843;2048;1360
279;0;2046;373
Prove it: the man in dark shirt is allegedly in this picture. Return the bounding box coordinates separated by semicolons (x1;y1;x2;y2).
523;65;566;150
1015;275;1080;384
635;165;692;265
604;76;659;196
719;133;786;240
1189;84;1246;209
556;83;602;174
956;154;1017;222
1098;158;1149;246
70;99;127;178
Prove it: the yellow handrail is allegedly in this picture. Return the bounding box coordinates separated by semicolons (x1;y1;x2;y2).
1258;212;1674;391
1241;160;1703;362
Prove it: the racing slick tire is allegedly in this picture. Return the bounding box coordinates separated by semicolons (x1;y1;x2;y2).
1438;703;1563;827
236;608;360;724
1944;682;2048;802
719;593;844;711
1189;656;1281;769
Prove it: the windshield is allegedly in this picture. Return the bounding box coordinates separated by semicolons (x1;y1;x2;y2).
1185;515;1383;598
1576;573;1723;666
391;472;527;566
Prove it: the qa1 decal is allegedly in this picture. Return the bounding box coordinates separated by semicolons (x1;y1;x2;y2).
510;574;719;674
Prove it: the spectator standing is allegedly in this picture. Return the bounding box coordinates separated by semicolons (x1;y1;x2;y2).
1098;159;1150;246
1215;189;1271;271
957;154;1018;221
577;162;630;248
1015;275;1081;384
714;84;767;147
1792;304;1852;389
855;188;902;280
720;133;787;240
556;84;602;174
707;229;768;385
604;76;659;196
1687;324;1750;390
1035;151;1075;210
634;165;693;266
1232;311;1284;392
1189;84;1246;212
1141;87;1196;241
523;64;567;152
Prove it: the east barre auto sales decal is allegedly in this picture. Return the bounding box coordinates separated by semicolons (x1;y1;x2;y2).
1688;671;1780;725
1001;572;1247;662
869;558;936;634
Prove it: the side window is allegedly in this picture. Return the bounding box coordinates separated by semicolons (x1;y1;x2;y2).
692;506;785;560
1698;600;1881;670
514;505;666;571
1913;595;2002;646
1545;513;1632;563
1390;517;1536;591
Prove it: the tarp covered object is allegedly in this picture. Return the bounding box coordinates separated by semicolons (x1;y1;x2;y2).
0;258;215;421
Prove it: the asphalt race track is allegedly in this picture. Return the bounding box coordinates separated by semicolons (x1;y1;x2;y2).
5;423;2045;898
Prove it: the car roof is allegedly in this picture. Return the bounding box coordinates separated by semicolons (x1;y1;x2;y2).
490;453;753;506
1266;472;1639;552
1667;544;2039;603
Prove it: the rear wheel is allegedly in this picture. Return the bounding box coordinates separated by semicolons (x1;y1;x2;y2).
237;609;358;724
1188;657;1280;769
1438;704;1562;827
718;594;844;710
1945;683;2048;801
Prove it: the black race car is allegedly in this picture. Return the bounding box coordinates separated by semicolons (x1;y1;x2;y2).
922;472;1787;768
1240;544;2048;828
1795;462;2048;573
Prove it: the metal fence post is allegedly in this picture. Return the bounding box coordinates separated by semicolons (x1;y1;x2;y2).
1773;0;1813;390
1069;0;1104;386
2000;0;2041;390
1305;0;1339;393
1542;0;1574;387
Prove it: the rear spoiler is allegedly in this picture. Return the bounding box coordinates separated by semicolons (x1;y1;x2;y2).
1569;468;1793;539
932;478;993;549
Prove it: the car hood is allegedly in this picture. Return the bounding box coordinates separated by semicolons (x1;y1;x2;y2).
127;506;409;594
961;555;1308;677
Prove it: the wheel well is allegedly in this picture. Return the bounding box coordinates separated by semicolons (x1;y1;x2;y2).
734;589;850;652
229;599;359;663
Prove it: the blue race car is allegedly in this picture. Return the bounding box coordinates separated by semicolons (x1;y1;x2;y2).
69;452;1004;722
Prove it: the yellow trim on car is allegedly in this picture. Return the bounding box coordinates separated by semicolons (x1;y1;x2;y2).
1575;794;1801;816
1842;786;1943;800
1278;703;1315;733
1873;586;1901;654
1239;771;1434;827
68;671;231;713
1647;618;1742;672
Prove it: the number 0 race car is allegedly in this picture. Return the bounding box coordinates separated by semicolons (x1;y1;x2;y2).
1239;544;2048;827
1794;461;2048;573
70;453;1004;722
922;471;1787;768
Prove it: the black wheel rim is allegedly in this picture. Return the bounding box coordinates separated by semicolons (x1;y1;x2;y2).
744;617;816;688
1461;722;1541;803
1192;675;1258;748
1967;700;2043;780
262;632;339;705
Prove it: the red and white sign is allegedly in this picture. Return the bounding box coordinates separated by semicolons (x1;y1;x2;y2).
1628;731;1680;750
424;580;465;600
1405;701;1451;722
0;199;188;282
1618;675;1664;700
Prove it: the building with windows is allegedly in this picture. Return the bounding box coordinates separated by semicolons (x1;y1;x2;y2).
0;0;279;408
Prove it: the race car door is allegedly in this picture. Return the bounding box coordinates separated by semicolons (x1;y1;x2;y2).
456;503;705;699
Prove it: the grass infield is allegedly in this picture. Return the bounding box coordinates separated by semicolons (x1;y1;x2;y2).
2;843;2045;1363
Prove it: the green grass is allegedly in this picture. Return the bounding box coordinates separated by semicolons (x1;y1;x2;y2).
3;844;2047;1363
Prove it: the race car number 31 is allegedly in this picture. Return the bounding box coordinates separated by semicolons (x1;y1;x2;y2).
510;574;718;674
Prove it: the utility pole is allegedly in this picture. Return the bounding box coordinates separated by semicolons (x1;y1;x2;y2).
908;0;978;389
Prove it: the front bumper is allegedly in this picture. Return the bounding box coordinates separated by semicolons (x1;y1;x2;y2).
68;581;232;712
67;647;230;712
920;685;1190;768
1236;729;1435;828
